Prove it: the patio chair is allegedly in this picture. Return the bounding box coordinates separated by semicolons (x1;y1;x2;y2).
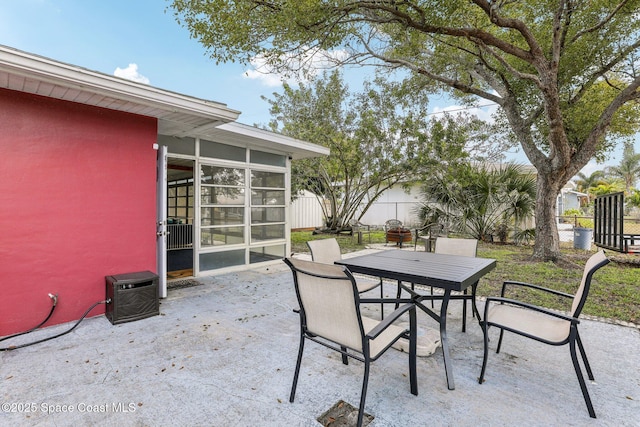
307;238;385;316
414;237;479;332
350;219;372;244
413;222;447;251
478;250;610;418
284;258;417;427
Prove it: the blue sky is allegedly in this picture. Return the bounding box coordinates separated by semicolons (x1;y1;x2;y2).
1;0;632;174
0;1;497;127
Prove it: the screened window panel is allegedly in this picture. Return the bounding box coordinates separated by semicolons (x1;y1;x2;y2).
200;139;246;162
201;187;245;205
250;245;286;263
200;249;245;271
201;227;245;247
251;224;285;242
201;166;245;186
159;135;195;155
251;189;285;206
250;150;286;167
201;207;244;226
251;207;285;224
250;171;285;188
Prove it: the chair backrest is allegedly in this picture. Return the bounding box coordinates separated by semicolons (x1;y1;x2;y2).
434;237;478;257
428;223;446;238
307;238;342;264
385;219;403;230
571;250;609;317
284;258;364;351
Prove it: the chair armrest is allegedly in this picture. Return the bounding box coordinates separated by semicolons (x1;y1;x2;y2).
356;221;370;231
485;296;580;324
366;303;415;339
501;280;574;299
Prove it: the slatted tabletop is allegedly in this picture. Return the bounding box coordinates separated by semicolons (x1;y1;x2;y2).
336;250;496;292
336;249;497;390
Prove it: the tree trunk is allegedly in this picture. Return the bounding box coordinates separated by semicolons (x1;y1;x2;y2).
531;173;562;261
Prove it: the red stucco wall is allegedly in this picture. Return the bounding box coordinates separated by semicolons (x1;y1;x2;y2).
0;88;158;336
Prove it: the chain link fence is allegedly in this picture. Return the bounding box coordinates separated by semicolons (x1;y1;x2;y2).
558;215;640;244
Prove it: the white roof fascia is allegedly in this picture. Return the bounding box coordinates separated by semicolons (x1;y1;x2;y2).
213;122;330;160
0;45;240;122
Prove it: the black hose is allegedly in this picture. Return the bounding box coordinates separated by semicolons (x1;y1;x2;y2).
0;294;57;343
0;299;109;351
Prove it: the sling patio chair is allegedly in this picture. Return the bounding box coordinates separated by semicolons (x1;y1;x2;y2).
434;237;479;332
406;237;479;332
478;250;610;418
284;257;417;427
307;238;385;316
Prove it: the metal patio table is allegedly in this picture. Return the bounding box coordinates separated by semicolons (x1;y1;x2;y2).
336;250;496;390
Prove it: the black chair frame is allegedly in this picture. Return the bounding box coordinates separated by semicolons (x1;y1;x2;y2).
479;253;610;418
285;258;417;427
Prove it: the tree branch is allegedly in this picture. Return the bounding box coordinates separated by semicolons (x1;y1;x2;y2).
570;0;632;43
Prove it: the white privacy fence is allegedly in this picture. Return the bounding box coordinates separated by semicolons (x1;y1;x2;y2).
289;194;596;246
358;202;422;228
290;196;422;230
290;193;325;230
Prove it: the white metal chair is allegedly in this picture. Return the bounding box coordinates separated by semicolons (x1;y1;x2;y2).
284;258;417;427
479;250;610;418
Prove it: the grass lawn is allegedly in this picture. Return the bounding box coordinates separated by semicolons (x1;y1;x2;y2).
291;230;640;325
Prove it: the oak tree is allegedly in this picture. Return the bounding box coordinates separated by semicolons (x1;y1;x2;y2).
172;0;640;260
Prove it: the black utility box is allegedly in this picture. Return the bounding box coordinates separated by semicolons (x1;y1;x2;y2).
105;271;159;325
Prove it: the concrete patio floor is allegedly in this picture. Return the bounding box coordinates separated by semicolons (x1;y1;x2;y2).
1;247;639;426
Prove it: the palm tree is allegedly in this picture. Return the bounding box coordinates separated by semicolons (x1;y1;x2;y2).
606;143;640;193
574;170;606;194
417;163;536;242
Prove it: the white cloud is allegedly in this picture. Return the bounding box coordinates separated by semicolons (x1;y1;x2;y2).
243;47;350;87
114;63;150;84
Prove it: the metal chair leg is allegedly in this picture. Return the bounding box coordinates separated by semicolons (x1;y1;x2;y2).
379;278;384;319
409;307;418;395
357;360;371;427
340;346;349;365
576;331;594;380
496;329;505;353
570;333;597;418
479;320;490;384
289;335;305;402
462;288;468;333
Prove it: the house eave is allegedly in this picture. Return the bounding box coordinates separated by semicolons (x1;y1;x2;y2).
206;122;330;160
0;44;240;133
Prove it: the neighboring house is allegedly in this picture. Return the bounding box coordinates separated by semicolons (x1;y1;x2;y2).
0;45;328;336
557;181;589;217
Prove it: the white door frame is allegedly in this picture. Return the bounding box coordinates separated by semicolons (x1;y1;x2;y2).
156;145;168;298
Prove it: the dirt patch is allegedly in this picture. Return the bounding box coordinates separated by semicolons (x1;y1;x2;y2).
317;400;374;427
